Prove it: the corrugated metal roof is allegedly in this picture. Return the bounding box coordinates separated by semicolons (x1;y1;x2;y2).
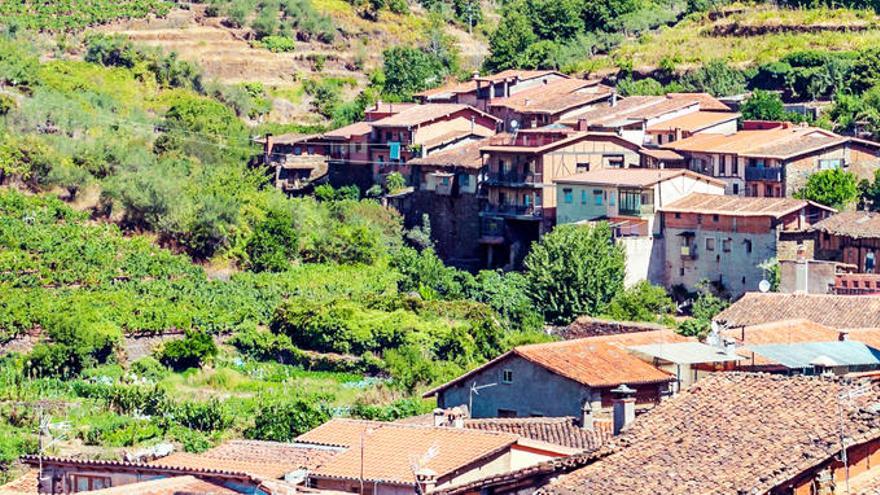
628;342;744;364
746;341;880;369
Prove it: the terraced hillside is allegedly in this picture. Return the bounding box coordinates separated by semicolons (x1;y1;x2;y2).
606;5;880;73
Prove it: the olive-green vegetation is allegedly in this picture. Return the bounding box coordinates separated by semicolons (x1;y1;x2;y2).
0;0;172;32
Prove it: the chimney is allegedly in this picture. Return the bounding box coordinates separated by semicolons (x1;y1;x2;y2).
472;70;480;80
580;402;594;431
263;133;273;161
611;384;636;435
451;406;466;428
814;468;834;495
432;408;446;427
375;99;382;112
611;92;618;107
674;127;683;142
577;118;589;132
415;468;438;494
839;330;850;341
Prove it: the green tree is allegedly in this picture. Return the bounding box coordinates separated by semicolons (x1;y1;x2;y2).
524;223;626;325
246;208;298;272
528;0;583;42
794;168;859;209
485;4;537;71
382;46;445;99
861;169;880;210
603;281;674;323
245;398;331;441
681;59;746;97
157;330;218;371
740;90;787;121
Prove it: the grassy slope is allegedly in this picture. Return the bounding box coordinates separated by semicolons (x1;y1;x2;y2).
601;5;880;72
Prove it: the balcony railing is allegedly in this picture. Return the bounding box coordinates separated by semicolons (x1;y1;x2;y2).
619;204;655;217
745;166;783;182
486;171;543;186
483;204;543;219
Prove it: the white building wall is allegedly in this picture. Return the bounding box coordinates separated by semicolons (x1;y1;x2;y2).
621;236;666;287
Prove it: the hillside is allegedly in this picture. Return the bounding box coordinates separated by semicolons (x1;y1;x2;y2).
607;5;880;73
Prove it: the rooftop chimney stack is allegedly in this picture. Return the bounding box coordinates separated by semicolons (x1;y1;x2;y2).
611;92;618;107
580;402;594;431
611;384;637;435
839;330;850;341
577;118;589;132
723;337;737;355
432;408;446;427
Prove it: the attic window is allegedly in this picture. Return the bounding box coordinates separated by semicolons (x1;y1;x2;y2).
502;369;513;383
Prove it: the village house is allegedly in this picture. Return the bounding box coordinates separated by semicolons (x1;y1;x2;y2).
660;193;835;298
813;211;880;274
18;439;346;494
391;138;489;269
554;168;725;235
484;79;614;132
536;373;880;495
295;418;573;495
663;121;880;196
715;292;880;331
259;132;328;194
423;329;694;419
477;128;645;268
557;93;736;148
364;104;499;187
414;70;569;109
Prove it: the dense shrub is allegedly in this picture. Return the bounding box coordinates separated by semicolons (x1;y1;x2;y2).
245;397;331;441
156;331;219;371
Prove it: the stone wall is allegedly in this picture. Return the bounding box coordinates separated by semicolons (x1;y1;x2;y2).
554;316;670;340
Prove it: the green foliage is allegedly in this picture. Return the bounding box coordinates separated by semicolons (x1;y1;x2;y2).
485;3;537;71
524;223;626;325
0;0;172;32
794;168;859;209
382;46;448;100
466;270;542;333
245;397;331;441
85;34;203;91
245;207;298;272
350;398;428;420
740;90;787;120
617;77;666;96
385;172;407;194
257;35;296;52
603;281;674;323
156;331;219;371
680;59;746;96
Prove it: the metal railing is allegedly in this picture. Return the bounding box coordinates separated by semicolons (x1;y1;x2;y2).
486;171;543;185
483;204;543;218
745;166;783;182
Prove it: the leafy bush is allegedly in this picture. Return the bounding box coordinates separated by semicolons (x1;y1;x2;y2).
156;331;218;372
245;397;331;441
258;35;296;52
245;208;298;272
680;59;746;97
794;168;859;209
603;281;674;323
350;397;428;420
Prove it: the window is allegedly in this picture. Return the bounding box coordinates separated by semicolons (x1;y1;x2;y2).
594;190;603;206
502;369;513;383
441;176;450;186
535;192;542;206
657;134;663;145
733;184;739;195
674;212;681;219
722;239;732;252
819;158;843;170
705;237;716;251
745;239;753;253
697;214;703;224
524;195;531;207
581;190;587;205
498;409;517;418
499;192;506;205
679;267;685;276
576;162;590;173
563;188;573;204
72;475;110;492
459;174;470;188
712;214;719;222
606;155;624;168
610;192;616;206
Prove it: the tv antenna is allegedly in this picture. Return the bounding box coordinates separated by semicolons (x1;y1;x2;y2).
469;381;498;417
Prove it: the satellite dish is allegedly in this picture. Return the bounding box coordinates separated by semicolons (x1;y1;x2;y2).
510;119;519;130
758;279;771;293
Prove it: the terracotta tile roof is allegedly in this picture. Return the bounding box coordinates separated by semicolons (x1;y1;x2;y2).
296;419;519;484
480;131;640;155
149;440;343;479
84;476;238;495
367;102;418;114
646;110;740;132
664;125;845;159
420;130;482;150
722;318;840;345
813;211;880;239
416;71;563;98
554;168;724;188
425;330;688;397
463;417;612;451
371;104;499;128
323;121;373;139
560;96;663;126
640;148;685;161
660;192;827;217
715;293;880;330
488;79;612;115
543;373;880;495
665;92;732;111
261;133;321;145
409;138;489;169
